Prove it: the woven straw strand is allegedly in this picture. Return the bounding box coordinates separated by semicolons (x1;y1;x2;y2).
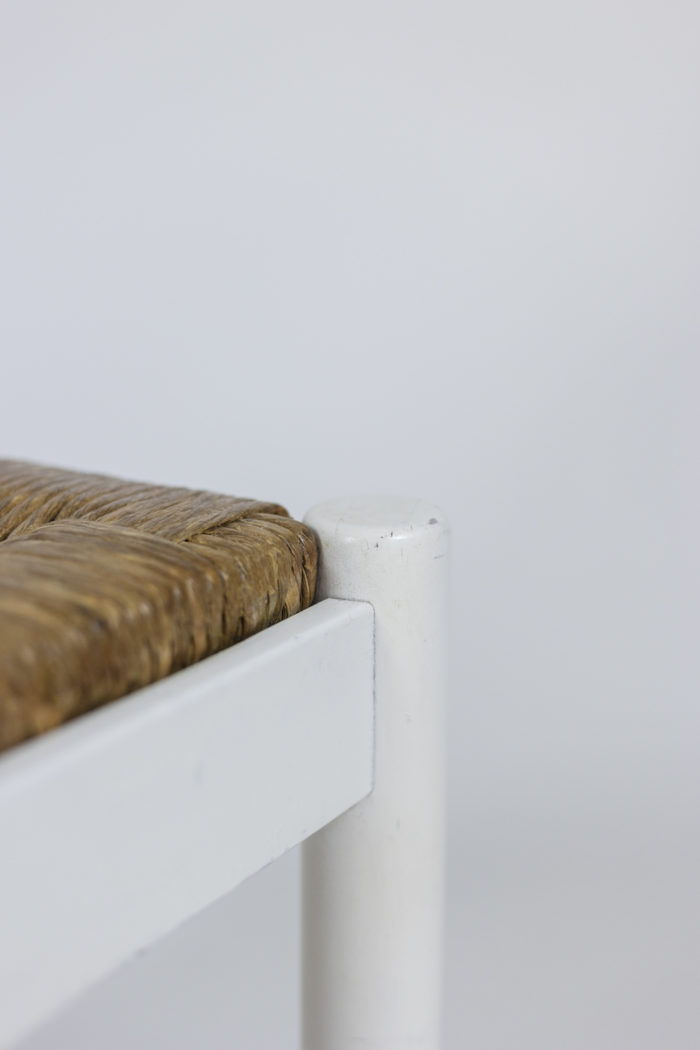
0;461;317;752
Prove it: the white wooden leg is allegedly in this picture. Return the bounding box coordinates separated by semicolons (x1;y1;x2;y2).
302;498;449;1050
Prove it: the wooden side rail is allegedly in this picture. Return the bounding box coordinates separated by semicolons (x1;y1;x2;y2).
0;599;374;1048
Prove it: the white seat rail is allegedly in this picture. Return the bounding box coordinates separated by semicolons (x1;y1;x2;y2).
0;598;375;1049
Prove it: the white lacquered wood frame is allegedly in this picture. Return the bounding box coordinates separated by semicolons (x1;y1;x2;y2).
0;497;448;1050
303;498;449;1050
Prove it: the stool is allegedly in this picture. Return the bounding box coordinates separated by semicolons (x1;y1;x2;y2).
0;461;448;1050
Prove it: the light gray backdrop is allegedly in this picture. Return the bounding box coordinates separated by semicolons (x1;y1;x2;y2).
2;1;698;1047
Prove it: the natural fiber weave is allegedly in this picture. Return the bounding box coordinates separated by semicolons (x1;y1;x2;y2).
0;460;317;752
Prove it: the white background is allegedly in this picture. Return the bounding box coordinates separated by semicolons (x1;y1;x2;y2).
2;1;698;1047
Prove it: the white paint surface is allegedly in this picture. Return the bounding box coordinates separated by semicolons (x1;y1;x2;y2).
303;499;448;1050
0;599;374;1049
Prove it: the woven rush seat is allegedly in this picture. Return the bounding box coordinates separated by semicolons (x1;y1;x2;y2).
0;460;318;753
